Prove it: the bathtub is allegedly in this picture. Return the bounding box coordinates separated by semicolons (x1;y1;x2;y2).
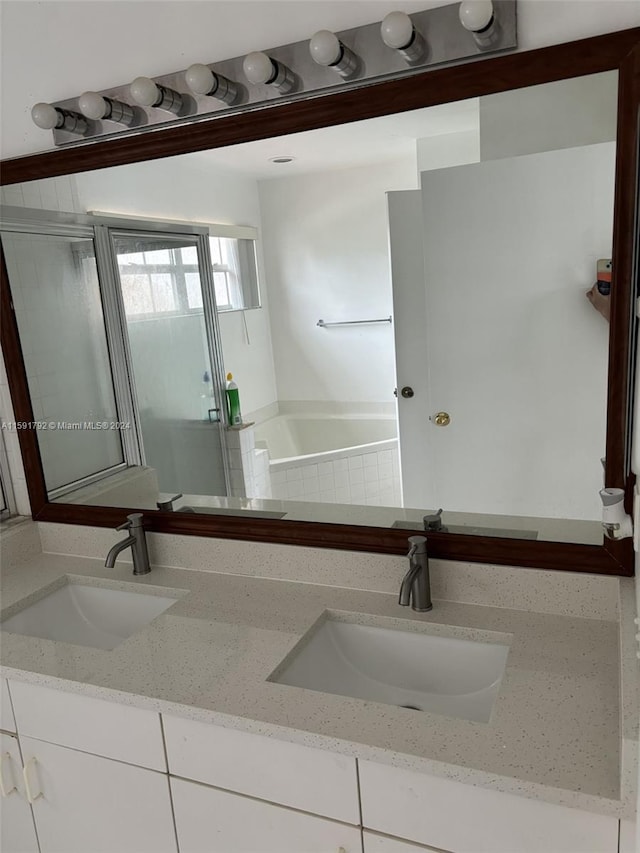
254;413;397;465
254;413;401;506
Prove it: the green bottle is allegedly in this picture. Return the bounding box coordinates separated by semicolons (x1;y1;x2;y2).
226;373;242;425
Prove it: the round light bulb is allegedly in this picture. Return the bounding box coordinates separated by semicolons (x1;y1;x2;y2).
129;76;160;107
185;63;215;95
309;30;342;67
381;12;414;50
243;52;275;85
459;0;494;32
78;91;108;120
31;102;59;130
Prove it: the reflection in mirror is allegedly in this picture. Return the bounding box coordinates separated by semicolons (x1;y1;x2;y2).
0;70;618;545
1;232;126;494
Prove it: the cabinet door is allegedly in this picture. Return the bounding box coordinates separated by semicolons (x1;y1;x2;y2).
171;777;362;853
0;733;40;853
20;737;176;853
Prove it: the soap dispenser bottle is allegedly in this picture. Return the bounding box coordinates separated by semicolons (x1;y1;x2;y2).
226;373;242;425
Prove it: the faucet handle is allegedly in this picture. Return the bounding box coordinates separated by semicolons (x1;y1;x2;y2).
423;509;444;531
116;513;144;531
407;535;428;555
156;494;183;511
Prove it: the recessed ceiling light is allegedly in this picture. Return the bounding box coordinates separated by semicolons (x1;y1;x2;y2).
269;155;296;164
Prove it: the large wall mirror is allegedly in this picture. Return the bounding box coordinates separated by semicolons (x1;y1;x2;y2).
1;29;639;574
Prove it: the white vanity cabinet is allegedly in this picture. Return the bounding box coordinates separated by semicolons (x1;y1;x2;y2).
0;733;40;853
358;760;619;853
171;776;362;853
1;679;626;853
7;680;176;853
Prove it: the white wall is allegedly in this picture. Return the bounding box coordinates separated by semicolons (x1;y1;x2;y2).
74;157;280;419
480;71;618;160
417;129;480;173
259;156;417;404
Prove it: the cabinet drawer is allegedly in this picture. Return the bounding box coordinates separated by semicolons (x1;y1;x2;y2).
359;761;618;853
9;680;165;771
1;677;16;733
163;714;359;823
171;776;362;853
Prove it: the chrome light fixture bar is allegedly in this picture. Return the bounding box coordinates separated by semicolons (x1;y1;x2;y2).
40;0;516;147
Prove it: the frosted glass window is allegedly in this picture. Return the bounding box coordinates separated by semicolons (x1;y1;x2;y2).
149;273;176;311
143;248;171;264
209;236;260;311
185;273;204;309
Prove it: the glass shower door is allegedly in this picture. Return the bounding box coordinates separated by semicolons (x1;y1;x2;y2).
1;230;127;497
110;230;228;499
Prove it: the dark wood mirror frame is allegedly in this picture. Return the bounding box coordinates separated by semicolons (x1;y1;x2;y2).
1;29;639;575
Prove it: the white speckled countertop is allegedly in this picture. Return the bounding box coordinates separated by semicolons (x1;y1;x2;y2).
0;542;636;820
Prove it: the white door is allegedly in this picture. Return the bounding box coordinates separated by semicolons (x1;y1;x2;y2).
171;777;362;853
20;736;176;853
0;734;39;853
391;144;614;520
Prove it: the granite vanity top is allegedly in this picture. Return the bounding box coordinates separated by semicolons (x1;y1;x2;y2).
0;549;635;819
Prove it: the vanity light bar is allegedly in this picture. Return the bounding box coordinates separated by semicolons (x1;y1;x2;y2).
36;0;516;146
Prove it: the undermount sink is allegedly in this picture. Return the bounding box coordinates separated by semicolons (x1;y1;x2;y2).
1;580;179;650
270;617;510;723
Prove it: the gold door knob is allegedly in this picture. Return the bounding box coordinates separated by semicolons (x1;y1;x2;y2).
432;411;451;427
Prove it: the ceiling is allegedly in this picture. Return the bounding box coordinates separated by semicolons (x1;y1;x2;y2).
182;98;479;179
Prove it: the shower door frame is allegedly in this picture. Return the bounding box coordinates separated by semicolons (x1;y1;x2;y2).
0;207;232;501
0;210;136;497
94;216;232;498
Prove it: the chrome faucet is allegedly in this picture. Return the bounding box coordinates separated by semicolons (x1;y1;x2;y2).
423;508;448;533
156;493;183;511
399;535;432;612
105;513;151;575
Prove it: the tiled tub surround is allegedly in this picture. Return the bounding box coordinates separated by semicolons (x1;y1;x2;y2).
1;521;637;825
225;425;272;500
254;406;402;506
269;441;401;506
